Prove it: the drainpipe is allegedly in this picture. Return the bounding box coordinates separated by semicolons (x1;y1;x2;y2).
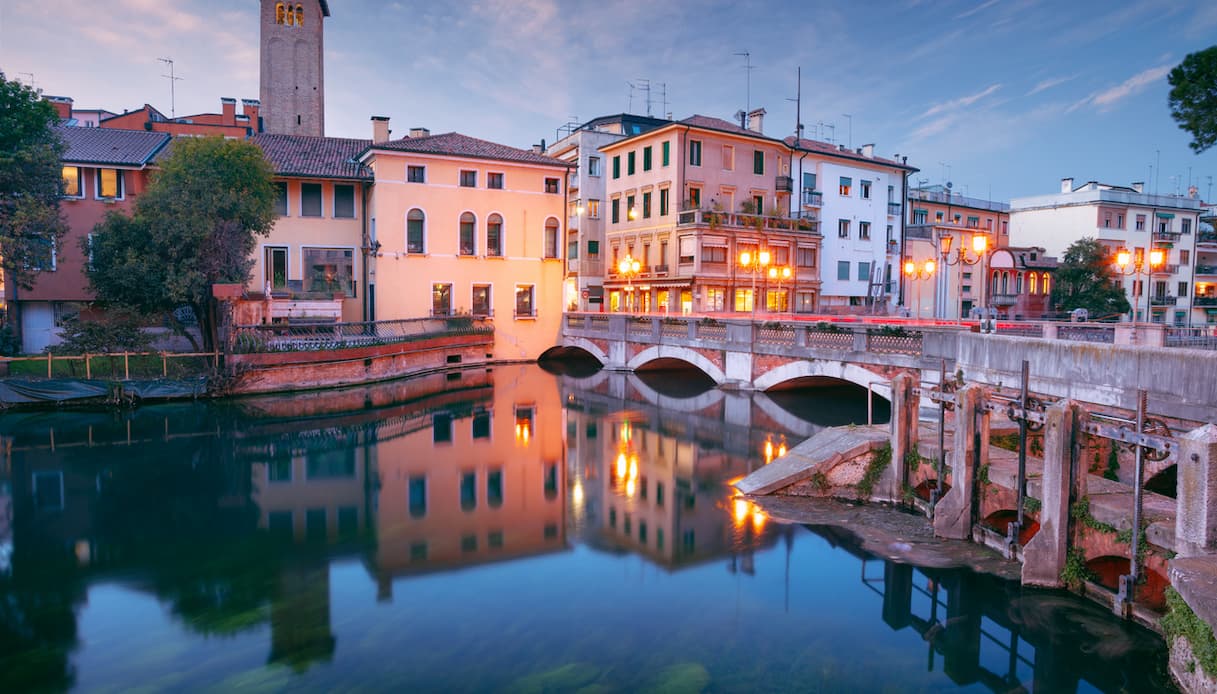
899;170;910;309
359;181;371;322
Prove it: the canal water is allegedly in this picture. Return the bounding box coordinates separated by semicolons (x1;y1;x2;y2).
0;364;1175;692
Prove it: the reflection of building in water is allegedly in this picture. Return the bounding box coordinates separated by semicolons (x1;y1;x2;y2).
269;560;335;672
592;414;780;569
247;431;371;543
369;366;567;599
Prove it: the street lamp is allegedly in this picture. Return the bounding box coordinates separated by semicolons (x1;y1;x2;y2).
738;248;771;316
902;258;936;319
767;265;792;313
1115;247;1165;342
939;233;988;322
618;254;641;312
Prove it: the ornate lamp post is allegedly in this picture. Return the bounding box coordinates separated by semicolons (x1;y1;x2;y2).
766;265;792;313
617;255;641;312
1114;247;1165;343
902;258;936;319
738;248;771;316
939;233;987;322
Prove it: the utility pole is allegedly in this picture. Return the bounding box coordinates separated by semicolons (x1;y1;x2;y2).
158;57;183;118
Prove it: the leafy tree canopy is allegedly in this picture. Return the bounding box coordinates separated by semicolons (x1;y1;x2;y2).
0;73;68;289
88;136;275;351
1050;238;1131;319
1168;45;1217;154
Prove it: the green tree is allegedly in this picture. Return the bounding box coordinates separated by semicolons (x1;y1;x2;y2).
0;73;68;291
1168;45;1217;153
1050;238;1131;319
87;137;275;351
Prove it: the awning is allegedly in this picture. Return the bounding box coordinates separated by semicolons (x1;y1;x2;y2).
1156;212;1175;219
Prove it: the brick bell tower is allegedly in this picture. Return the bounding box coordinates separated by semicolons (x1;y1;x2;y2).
259;1;329;136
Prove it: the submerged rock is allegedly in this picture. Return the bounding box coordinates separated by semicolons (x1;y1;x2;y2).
643;662;710;694
507;663;602;694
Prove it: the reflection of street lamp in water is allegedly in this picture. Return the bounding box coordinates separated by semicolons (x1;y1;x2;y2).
618;255;641;312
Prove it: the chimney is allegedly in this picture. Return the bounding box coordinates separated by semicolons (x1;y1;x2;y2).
1189;185;1199;199
747;107;766;134
1131;181;1144;194
532;144;544;154
220;97;237;125
241;99;261;131
861;143;874;158
1060;177;1073;193
371;116;391;144
46;96;73;119
408;127;430;138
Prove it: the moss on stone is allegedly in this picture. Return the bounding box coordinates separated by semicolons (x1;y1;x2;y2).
856;442;891;499
1163;587;1217;678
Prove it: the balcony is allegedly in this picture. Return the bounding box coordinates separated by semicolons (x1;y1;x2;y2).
653;264;670;276
1150;294;1177;306
775;175;793;193
887;202;901;216
1153;230;1181;244
990;293;1020;307
675;208;821;235
1195;296;1217;306
1198;231;1217;246
1197;265;1217;276
801;189;823;207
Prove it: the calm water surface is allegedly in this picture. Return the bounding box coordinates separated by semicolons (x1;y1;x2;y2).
0;364;1174;692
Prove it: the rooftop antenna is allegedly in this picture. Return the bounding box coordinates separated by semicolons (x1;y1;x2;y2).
158;57;183;118
636;79;652;117
824;123;835;144
733;51;754;116
786;67;802;139
939;162;951;186
842;113;853;149
1207;175;1213;202
1155;149;1161;195
626;82;635;114
658;83;669;120
17;72;36;88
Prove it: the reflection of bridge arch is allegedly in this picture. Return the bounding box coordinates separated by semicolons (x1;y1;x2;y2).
627;346;726;385
751;392;821;439
542;339;608;364
753;360;892;400
626;374;725;414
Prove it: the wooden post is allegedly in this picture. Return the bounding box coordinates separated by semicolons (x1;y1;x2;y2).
85;353;92;380
124;352;130;380
47;353;53;378
162;352;168;377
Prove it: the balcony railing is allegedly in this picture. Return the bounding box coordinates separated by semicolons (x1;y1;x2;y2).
1195;296;1217;306
1153;230;1182;243
653;264;669;276
1150;294;1176;306
675;208;821;235
887;202;901;216
1198;231;1217;245
802;189;823;206
990;293;1020;306
775;175;793;192
1196;265;1217;276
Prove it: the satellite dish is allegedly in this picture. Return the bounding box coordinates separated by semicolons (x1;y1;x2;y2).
946;181;953;189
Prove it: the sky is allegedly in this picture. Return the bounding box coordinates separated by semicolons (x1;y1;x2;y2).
3;0;1216;202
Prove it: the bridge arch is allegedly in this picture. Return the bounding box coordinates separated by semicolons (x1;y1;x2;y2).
546;338;608;365
753;359;892;399
627;345;726;385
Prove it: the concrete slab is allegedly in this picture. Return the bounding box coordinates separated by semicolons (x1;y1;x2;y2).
734;425;889;496
1169;556;1217;633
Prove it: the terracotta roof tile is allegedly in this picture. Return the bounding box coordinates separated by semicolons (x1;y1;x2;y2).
54;126;169;166
370;132;569;168
679;114;768;138
250;133;372;180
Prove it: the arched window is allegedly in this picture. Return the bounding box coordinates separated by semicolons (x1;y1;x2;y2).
1041;274;1050;295
1029;273;1039;294
295;4;304;27
543;217;560;259
1015;273;1023;294
275;2;286;24
1001;271;1009;295
406;209;425;254
459;212;476;256
487;213;503;257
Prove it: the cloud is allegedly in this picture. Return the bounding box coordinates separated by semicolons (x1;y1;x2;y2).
1026;74;1075;96
1068;64;1171;113
920;84;1001;118
956;0;1000;20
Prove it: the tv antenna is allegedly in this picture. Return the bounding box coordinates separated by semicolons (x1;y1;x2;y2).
17;72;36;88
842;113;852;149
158;57;183;118
734;51;754;116
636;79;652;117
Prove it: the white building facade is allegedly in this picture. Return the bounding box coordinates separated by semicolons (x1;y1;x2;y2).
788;140;914;313
1011;179;1205;325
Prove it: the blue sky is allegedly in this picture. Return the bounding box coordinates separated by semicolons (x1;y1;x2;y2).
3;0;1216;201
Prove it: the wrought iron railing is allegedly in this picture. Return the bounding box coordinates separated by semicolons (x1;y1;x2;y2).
230;317;492;353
